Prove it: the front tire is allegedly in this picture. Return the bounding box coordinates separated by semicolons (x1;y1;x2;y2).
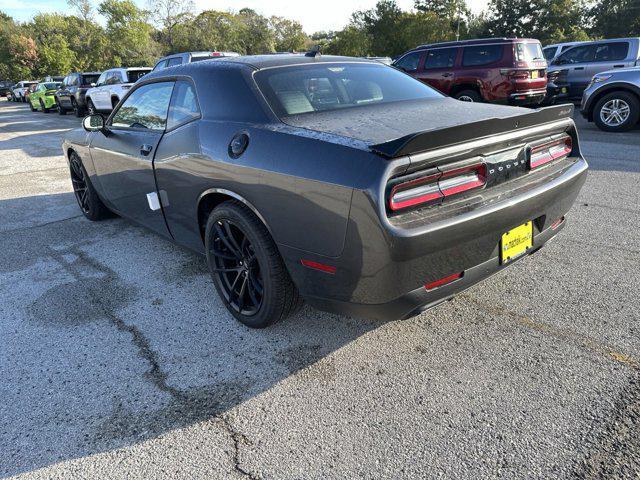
593;91;640;132
69;151;111;221
86;98;96;115
205;201;302;328
57;98;67;115
40;99;50;113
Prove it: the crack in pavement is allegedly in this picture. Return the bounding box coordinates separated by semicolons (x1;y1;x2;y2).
0;214;82;235
460;294;640;478
45;244;259;479
460;294;639;371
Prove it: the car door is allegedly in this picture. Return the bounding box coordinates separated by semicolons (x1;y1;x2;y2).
552;44;597;98
591;41;632;75
417;47;458;94
92;71;109;109
89;81;175;235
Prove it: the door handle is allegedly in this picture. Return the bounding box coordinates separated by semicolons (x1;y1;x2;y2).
613;64;624;68
140;144;153;156
574;67;584;70
442;72;453;77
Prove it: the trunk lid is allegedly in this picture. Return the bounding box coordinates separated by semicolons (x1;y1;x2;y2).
282;98;574;158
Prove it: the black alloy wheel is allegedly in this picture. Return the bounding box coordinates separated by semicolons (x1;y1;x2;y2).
211;218;263;317
205;201;302;328
68;152;111;220
72;98;82;117
57;98;66;115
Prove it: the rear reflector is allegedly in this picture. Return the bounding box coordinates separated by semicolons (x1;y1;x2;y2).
389;163;486;212
300;259;336;274
530;136;572;169
551;216;565;230
425;272;463;290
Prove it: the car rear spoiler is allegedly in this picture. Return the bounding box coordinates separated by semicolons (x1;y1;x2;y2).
369;104;574;158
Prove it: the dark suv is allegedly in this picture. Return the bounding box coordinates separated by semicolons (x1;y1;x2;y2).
393;38;548;106
55;72;101;117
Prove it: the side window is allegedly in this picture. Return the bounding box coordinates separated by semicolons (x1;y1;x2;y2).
153;60;167;71
96;72;108;86
167;81;201;129
595;42;629;62
62;76;69;87
111;82;174;130
462;45;503;67
394;52;422;72
167;57;182;67
555;44;596;65
424;48;457;69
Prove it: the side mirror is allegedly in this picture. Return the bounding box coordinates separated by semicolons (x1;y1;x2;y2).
83;114;105;132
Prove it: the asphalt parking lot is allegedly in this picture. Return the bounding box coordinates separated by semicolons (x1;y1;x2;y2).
1;98;639;479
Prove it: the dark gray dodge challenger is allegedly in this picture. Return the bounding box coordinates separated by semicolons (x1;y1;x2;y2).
62;54;588;328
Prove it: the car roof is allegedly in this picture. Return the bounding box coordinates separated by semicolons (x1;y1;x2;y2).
209;54;376;70
414;37;540;50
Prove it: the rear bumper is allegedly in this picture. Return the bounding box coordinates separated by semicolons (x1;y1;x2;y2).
305;219;562;321
508;89;547;106
282;157;588;321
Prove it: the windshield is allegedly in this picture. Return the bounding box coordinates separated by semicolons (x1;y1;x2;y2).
515;42;545;63
254;63;443;117
81;74;100;85
543;47;556;61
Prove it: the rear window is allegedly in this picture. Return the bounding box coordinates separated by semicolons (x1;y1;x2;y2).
515;42;544;62
462;45;503;67
254;63;443;117
42;82;60;90
126;69;151;83
191;55;211;62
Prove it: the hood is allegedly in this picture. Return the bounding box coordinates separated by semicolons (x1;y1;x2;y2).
282;98;573;157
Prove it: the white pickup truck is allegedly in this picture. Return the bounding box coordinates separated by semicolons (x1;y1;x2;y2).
85;67;151;113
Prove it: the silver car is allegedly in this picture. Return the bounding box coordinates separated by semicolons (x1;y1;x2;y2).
547;38;640;103
580;67;640;132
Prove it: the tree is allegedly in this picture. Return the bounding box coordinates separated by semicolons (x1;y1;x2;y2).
324;26;372;56
98;0;160;66
269;16;306;52
589;0;640;38
147;0;194;54
238;8;275;54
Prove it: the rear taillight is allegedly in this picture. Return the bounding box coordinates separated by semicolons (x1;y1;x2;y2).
530;135;572;169
388;162;486;212
210;52;223;56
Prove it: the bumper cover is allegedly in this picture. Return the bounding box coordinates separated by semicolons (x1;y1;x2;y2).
282;157;588;321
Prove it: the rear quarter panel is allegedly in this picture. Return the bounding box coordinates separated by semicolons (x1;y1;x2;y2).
153;119;380;257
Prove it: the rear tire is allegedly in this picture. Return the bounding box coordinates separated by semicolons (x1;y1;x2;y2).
72;98;83;117
205;201;302;328
111;97;119;110
593;91;640;132
29;101;37;112
68;151;111;221
454;89;482;102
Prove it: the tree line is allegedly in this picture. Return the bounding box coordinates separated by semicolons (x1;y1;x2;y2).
1;0;638;81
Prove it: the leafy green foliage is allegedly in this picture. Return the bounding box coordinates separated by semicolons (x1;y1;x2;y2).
0;0;637;82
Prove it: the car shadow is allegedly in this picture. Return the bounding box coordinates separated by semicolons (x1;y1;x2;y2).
0;191;379;477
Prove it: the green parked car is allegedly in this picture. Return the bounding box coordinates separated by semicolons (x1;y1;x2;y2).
29;82;62;113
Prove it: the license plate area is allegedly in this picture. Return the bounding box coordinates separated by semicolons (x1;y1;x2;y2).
500;221;533;264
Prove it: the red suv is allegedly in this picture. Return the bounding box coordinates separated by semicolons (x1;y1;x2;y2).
392;38;548;106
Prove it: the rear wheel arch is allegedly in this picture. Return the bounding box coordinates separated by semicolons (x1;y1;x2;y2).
450;83;483;99
197;189;273;245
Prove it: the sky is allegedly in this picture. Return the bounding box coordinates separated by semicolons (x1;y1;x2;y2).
1;0;489;33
